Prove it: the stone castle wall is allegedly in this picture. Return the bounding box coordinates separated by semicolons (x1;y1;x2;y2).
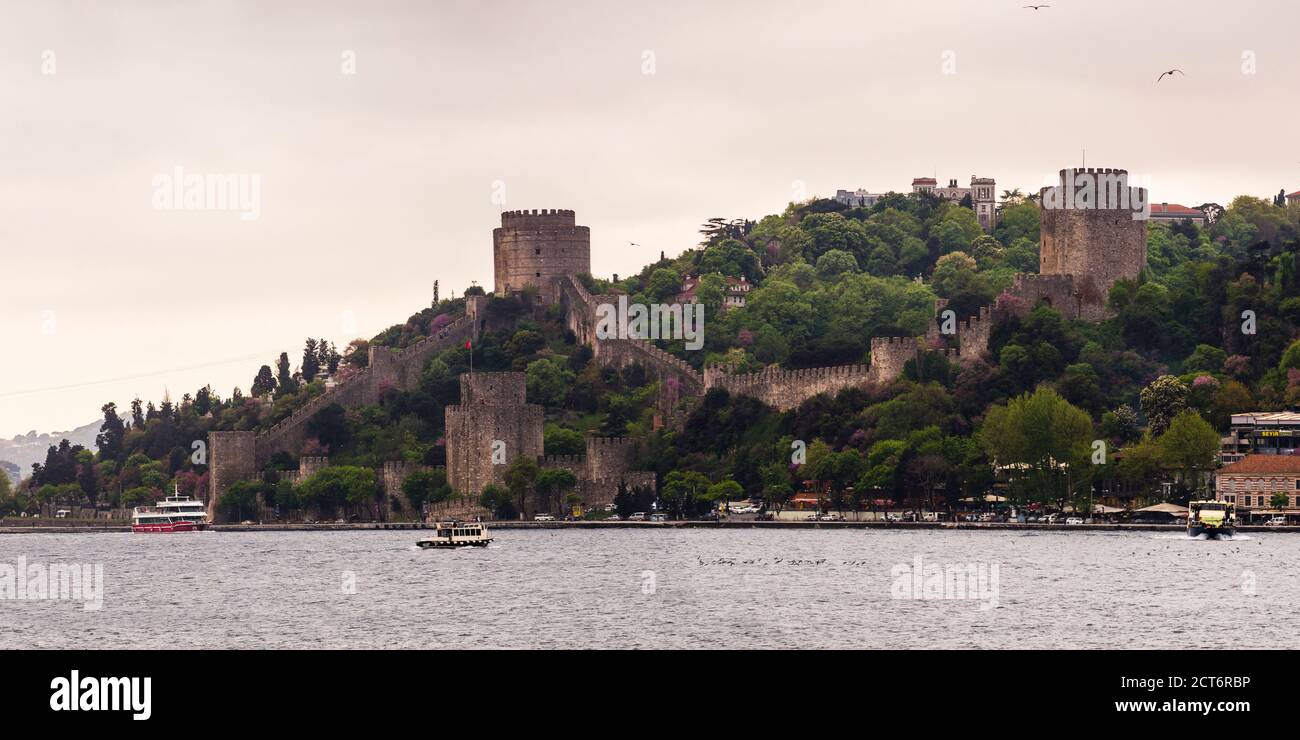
207;431;257;518
557;273;707;405
494;209;591;304
703;363;876;412
927;304;993;360
208;300;486;521
585;436;640;479
209;185;1148;514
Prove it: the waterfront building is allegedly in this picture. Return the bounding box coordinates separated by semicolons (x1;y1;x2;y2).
1220;411;1300;464
1213;454;1300;519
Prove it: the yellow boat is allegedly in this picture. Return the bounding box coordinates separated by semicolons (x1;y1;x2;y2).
1187;500;1235;539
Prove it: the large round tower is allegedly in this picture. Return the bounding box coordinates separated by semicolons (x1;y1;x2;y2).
493;209;591;305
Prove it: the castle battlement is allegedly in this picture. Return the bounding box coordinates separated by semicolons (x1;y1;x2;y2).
1058;167;1128;177
494;210;590;304
542;454;585;467
586;436;637;448
708;363;871;388
871;335;920;349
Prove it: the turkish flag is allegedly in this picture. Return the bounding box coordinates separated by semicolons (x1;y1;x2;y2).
465;340;472;350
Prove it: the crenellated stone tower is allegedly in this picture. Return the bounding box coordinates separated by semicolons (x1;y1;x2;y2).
1034;167;1148;319
493;209;591;305
444;372;544;496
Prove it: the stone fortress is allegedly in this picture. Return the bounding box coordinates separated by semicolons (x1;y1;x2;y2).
208;170;1147;519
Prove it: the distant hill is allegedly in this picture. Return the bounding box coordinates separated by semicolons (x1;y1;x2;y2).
0;420;100;482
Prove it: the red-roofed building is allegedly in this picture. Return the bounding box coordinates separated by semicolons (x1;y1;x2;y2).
1214;454;1300;517
911;177;938;193
1286;191;1300;206
1148;202;1206;225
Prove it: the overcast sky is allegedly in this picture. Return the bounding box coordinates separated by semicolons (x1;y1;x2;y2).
1;0;1297;438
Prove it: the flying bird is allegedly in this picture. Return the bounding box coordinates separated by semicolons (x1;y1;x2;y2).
1157;69;1185;83
1024;4;1050;9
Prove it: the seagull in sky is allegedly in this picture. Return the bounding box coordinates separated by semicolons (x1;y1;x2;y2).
1157;69;1185;83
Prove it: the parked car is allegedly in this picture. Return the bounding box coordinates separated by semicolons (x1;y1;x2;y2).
628;512;647;521
1266;516;1287;525
1065;516;1085;525
534;514;555;522
649;513;666;522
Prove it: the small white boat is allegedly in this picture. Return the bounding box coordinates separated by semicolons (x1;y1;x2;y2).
417;521;492;549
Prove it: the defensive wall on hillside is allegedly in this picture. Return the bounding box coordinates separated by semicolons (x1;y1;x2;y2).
209;184;1148;516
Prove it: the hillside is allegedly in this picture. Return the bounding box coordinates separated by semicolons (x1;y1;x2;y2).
6;190;1300;520
0;420;100;483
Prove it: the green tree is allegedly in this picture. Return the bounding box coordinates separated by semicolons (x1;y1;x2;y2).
503;456;540;517
1156;410;1220;498
543;425;585;456
401;468;452;514
220;480;261;521
1183;344;1227;374
646;267;683;302
814;249;859;279
275;352;298;395
535;468;578;515
978;386;1094;508
1139;375;1190;437
661;470;710;519
1280;339;1300;372
525;358;575;408
479;483;516;520
302;338;321;382
705;480;744;508
96;402;126;463
297;466;379;517
251;365;276;396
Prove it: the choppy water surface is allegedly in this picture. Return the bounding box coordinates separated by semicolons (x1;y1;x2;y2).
1;529;1294;649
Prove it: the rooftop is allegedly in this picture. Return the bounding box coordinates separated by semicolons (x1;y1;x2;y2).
1230;411;1300;426
1148;203;1204;218
1219;454;1300;475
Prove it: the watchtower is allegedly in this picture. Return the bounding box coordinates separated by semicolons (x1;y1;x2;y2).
493;209;591;305
1038;168;1147;311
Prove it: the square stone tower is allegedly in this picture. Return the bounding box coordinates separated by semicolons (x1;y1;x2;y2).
444;372;544;497
971;176;997;232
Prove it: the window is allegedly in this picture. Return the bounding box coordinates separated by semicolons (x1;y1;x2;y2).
535;248;540;254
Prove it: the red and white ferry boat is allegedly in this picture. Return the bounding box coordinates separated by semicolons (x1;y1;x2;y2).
132;488;210;533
